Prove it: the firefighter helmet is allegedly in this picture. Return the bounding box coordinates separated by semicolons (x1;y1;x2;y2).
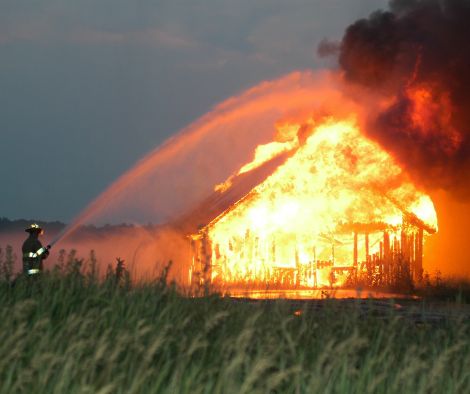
25;223;44;234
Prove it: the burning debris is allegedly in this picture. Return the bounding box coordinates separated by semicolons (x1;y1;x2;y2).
187;117;437;290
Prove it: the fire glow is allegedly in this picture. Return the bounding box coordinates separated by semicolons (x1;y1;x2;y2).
56;0;470;285
190;117;438;289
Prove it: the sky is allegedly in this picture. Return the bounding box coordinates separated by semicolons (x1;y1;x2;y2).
0;0;388;221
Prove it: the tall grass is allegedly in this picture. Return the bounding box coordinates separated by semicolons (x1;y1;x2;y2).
0;250;469;393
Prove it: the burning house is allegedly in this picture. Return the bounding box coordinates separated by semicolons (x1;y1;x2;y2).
179;118;438;290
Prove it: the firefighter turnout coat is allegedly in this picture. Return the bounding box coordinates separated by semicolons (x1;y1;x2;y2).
22;236;48;275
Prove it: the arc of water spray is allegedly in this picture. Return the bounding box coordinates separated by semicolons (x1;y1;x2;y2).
47;71;327;248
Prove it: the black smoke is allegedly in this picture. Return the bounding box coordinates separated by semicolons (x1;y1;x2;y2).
337;0;470;198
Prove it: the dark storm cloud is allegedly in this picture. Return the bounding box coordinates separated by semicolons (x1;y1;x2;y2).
338;0;470;198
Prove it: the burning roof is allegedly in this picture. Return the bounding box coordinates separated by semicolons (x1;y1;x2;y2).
183;117;437;234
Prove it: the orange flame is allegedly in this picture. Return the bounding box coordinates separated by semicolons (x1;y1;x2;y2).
203;117;437;288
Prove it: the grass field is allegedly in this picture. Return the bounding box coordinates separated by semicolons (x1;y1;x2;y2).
0;256;469;393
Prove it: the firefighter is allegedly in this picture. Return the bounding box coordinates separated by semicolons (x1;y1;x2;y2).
22;223;50;276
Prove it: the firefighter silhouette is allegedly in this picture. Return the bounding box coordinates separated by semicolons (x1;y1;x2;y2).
22;224;50;276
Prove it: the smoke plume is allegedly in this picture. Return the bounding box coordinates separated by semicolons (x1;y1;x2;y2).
337;0;470;199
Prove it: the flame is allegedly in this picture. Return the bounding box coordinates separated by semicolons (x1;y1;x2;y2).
238;140;297;175
199;116;438;288
406;85;462;154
